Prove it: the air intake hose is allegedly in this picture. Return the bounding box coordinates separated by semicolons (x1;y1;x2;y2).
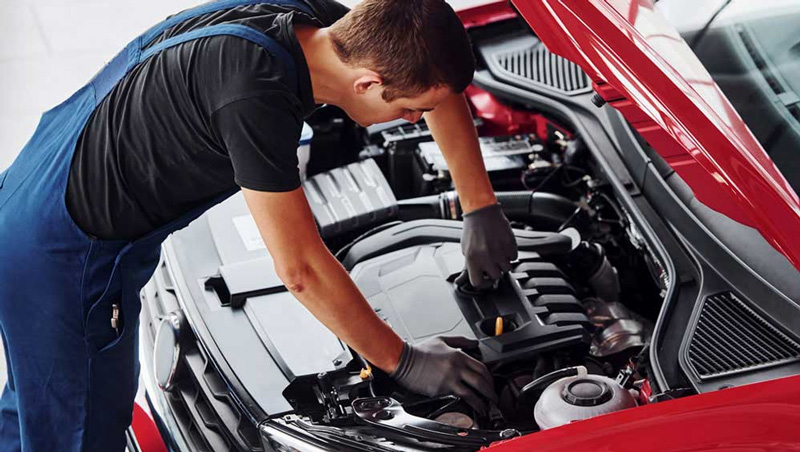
397;190;580;230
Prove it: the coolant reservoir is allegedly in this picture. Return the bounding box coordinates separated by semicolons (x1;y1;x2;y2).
534;374;636;429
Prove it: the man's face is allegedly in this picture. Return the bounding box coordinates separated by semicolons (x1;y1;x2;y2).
344;82;453;127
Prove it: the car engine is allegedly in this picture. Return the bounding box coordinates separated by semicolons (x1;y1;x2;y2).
267;113;663;448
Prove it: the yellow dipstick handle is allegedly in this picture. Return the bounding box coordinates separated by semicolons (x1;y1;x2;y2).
495;316;504;336
360;363;373;380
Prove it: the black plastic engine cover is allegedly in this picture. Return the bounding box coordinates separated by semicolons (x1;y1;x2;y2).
347;221;591;365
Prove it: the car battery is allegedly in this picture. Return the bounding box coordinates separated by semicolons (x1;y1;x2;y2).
414;134;543;195
302;158;398;239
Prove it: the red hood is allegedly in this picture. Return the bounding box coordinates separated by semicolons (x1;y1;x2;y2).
508;0;800;271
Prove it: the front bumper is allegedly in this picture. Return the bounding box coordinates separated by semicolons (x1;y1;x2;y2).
138;257;447;452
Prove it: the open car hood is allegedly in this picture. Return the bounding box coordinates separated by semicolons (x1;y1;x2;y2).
510;0;800;270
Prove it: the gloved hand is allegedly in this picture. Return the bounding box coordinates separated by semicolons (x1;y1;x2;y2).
390;336;497;413
455;203;518;290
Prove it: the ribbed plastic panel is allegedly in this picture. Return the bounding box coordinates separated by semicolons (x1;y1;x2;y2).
495;44;590;93
687;292;800;380
480;33;591;95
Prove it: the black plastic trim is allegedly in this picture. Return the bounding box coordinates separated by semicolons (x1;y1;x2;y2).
682;292;799;381
478;31;592;96
602;107;800;393
161;240;270;423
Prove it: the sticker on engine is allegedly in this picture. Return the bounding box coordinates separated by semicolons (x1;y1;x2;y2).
232;215;266;251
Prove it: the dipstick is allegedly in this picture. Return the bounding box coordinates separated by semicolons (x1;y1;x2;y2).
360;363;373;380
495;316;504;336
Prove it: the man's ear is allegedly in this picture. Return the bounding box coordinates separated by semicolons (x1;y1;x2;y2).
353;71;383;95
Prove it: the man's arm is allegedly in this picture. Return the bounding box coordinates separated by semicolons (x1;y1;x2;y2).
242;186;498;411
423;92;496;213
424;93;518;288
242;187;404;372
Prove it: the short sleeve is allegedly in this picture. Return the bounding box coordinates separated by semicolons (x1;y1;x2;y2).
211;94;302;192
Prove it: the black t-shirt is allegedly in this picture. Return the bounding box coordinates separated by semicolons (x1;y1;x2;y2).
66;0;349;240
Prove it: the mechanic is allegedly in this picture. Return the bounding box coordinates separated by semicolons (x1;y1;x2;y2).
0;0;518;450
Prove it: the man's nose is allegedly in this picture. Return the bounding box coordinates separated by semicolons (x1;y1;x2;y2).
407;112;423;123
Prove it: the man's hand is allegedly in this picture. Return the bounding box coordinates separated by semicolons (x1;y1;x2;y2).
390;336;497;413
455;203;518;289
423;93;517;288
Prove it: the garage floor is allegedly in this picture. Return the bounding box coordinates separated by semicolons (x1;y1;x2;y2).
0;0;491;392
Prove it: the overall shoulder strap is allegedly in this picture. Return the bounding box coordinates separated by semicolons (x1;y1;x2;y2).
140;0;314;47
139;23;300;94
106;22;305;250
92;1;310;103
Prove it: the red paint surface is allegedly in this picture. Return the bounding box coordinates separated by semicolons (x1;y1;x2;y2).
508;0;800;270
131;402;169;452
486;376;800;451
457;1;518;30
465;84;571;140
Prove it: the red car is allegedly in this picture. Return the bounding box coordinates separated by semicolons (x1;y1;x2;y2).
133;1;800;451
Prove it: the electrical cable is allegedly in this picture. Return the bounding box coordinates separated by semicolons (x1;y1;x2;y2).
690;0;733;49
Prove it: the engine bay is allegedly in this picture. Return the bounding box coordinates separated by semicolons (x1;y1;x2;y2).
139;6;800;451
140;79;682;450
266;97;667;447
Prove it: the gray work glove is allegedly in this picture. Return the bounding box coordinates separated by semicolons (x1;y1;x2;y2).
390;336;497;413
455;203;518;289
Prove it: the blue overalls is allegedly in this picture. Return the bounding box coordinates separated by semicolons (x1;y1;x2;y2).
0;1;309;450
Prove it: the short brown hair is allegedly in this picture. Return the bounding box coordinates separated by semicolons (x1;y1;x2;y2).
329;0;475;101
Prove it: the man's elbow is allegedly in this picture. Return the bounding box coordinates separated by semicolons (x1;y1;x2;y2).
275;261;316;294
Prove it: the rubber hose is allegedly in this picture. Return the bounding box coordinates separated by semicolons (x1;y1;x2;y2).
518;366;588;406
396;191;578;229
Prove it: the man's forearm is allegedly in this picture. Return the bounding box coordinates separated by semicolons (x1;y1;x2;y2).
424;93;496;213
243;187;405;374
281;247;404;373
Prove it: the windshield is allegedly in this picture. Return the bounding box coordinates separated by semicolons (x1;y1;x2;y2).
657;0;800;194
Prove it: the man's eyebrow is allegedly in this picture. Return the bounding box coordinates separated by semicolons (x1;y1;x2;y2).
412;107;435;113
